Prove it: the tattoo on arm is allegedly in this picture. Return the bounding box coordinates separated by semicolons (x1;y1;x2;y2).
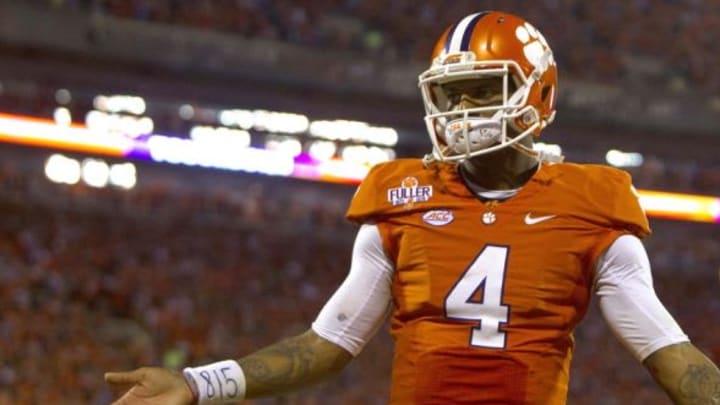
241;358;270;380
644;343;720;405
241;338;315;386
237;331;351;398
678;365;720;404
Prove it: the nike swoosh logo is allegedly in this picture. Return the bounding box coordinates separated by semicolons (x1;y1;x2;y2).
524;213;557;225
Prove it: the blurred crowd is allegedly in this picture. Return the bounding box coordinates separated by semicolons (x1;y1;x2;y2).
0;157;718;404
0;160;385;404
40;0;720;92
626;154;720;196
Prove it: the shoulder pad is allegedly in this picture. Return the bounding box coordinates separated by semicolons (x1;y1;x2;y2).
551;163;651;238
346;159;448;223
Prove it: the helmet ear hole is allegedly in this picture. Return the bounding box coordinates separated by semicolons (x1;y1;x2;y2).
541;85;552;101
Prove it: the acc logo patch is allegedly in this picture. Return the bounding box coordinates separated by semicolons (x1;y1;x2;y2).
422;210;454;226
387;176;433;209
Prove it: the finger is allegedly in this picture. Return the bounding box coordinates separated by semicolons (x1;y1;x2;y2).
105;369;145;385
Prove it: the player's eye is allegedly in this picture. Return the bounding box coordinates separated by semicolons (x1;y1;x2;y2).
441;79;506;106
445;87;500;106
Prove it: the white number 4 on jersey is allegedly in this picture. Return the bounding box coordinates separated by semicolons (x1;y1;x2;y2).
444;245;510;349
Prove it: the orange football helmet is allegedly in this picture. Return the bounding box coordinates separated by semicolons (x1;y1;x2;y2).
419;11;559;163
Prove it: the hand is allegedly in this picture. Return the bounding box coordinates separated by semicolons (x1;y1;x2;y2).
105;367;196;405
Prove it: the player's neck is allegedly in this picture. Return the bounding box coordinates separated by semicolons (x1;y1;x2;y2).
459;148;539;191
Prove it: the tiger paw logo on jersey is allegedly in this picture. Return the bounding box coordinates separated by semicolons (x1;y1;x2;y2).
387;176;433;209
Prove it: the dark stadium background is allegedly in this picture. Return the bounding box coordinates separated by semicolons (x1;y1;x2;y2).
0;1;718;404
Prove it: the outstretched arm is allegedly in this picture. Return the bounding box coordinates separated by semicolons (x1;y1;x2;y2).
595;235;719;404
644;342;720;405
236;329;352;398
106;330;352;405
107;224;393;404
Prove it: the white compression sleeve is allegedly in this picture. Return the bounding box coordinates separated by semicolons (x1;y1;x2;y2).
311;224;393;356
595;234;689;362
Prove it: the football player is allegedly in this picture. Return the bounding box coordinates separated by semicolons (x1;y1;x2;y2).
106;11;720;404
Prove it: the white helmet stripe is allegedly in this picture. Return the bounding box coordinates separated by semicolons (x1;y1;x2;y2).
446;12;488;53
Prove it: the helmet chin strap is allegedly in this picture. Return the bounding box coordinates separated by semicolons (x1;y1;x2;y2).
510;140;565;163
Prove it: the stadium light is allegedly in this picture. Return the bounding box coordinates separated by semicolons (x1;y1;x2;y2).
266;136;303;157
308;140;337;161
606;149;644;167
94;95;146;115
534;142;562;157
44;154;81;185
637;190;720;223
190;125;251;148
309;120;399;146
178;104;195;120
253;110;309;134
55;88;72;105
81;158;110;188
109;162;137;189
53;107;72;127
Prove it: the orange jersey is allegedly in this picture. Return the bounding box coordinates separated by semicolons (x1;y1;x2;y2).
346;159;650;405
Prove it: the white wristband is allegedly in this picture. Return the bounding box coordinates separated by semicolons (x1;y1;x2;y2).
183;360;246;404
